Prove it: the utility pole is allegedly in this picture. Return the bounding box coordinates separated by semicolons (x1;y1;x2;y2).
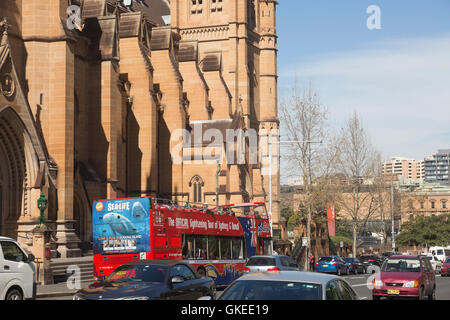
391;180;395;251
268;138;322;270
216;161;221;206
268;133;274;253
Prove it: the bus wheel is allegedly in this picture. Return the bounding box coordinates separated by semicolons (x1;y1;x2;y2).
197;267;207;277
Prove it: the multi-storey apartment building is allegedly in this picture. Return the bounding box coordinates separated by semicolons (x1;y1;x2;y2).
382;157;420;181
424;150;450;185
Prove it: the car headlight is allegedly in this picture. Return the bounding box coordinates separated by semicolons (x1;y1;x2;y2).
404;280;418;288
115;296;150;300
372;279;383;287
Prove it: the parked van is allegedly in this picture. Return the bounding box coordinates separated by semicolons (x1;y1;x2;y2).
429;246;450;263
0;237;36;300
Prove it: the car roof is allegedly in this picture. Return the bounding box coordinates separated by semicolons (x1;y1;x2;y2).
0;236;14;241
389;255;421;259
248;255;284;258
235;271;339;285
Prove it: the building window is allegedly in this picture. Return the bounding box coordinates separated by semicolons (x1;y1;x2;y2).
211;0;223;13
190;176;204;203
191;0;203;14
431;201;435;209
442;200;447;209
420;201;424;209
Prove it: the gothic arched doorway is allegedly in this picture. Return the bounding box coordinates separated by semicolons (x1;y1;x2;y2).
0;106;31;238
0;143;8;235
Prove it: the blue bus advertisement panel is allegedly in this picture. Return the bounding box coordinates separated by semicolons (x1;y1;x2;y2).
93;198;151;255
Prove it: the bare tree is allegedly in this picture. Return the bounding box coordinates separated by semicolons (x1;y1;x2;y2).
280;82;334;268
334;111;381;257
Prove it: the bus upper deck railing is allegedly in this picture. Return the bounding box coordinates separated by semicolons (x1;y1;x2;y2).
153;198;268;219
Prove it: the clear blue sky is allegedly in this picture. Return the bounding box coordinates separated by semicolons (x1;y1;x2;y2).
277;0;450;176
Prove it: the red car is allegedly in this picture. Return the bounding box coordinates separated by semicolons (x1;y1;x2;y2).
372;255;436;300
442;257;450;277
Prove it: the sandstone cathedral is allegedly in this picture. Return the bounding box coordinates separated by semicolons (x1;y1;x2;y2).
0;0;279;258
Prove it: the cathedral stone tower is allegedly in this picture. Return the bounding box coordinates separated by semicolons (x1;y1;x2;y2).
170;0;280;230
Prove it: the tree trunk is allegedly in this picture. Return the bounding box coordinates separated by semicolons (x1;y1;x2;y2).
353;220;357;257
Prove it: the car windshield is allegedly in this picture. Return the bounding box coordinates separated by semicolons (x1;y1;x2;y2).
106;264;168;284
319;257;334;262
246;257;276;266
381;259;421;273
360;255;375;260
220;280;322;300
436;250;444;255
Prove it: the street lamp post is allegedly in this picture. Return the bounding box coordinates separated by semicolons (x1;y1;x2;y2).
37;192;48;228
268;135;322;269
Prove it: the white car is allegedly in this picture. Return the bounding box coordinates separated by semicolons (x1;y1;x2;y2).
0;237;36;300
426;254;443;274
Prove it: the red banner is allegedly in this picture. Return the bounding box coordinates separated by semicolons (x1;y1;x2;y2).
327;203;335;236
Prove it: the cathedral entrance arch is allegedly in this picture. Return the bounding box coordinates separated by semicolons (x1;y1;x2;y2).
0;106;31;238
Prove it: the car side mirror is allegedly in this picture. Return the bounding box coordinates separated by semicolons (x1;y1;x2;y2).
27;254;35;263
171;276;185;284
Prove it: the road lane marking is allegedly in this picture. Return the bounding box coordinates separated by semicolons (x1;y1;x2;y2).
352;283;369;287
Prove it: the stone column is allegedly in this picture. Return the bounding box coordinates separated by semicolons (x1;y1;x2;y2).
31;226;53;285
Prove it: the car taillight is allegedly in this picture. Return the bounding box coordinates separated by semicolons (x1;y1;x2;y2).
349;264;353;267
242;267;250;272
315;263;319;266
267;267;280;272
369;260;375;262
332;262;337;266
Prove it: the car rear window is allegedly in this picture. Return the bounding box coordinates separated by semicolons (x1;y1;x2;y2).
360;255;375;260
246;257;276;266
319;257;333;262
220;280;322;300
344;258;354;262
381;258;421;273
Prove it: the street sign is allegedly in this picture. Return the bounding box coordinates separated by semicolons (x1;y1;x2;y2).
302;237;308;247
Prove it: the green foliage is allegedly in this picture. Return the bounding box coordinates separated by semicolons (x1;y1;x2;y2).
330;235;352;245
335;219;353;239
396;214;450;247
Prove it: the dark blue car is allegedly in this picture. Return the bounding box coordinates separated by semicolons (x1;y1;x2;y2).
316;256;349;276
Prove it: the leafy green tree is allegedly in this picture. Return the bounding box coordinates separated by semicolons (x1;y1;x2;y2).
396;214;450;247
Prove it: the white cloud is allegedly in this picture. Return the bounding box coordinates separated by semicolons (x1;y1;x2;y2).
279;33;450;162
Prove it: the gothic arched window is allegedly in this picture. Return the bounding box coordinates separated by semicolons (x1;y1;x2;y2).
190;176;204;203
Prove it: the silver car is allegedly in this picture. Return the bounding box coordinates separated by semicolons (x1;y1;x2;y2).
243;255;303;273
219;271;359;300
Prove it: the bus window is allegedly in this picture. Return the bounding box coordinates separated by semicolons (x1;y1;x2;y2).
221;238;232;260
194;236;207;259
232;238;244;259
208;237;220;260
258;238;271;255
182;235;195;259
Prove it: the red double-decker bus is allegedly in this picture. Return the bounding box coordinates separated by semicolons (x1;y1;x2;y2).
92;197;272;286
